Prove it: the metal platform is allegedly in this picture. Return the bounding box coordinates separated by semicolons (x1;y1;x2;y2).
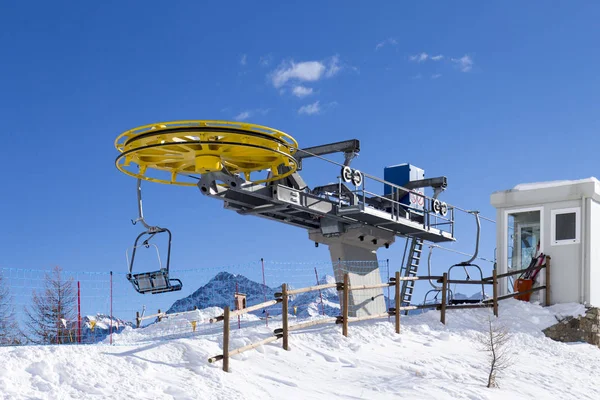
200;179;455;245
337;205;454;243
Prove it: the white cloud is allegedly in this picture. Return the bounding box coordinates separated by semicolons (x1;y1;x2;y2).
270;61;325;88
240;54;247;66
234;108;270;121
325;55;341;78
451;55;473;72
269;55;343;89
292;86;314;98
375;37;398;51
234;111;251;121
259;54;272;67
298;101;321;115
298;100;338;115
431;73;442;79
409;52;429;63
409;53;444;62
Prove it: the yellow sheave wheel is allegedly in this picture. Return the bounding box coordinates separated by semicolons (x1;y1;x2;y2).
115;120;299;186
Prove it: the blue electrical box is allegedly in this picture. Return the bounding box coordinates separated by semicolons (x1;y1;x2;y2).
383;163;425;211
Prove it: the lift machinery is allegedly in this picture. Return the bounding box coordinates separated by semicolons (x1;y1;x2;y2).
115;120;456;317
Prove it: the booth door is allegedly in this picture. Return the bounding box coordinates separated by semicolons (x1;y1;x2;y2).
507;210;541;272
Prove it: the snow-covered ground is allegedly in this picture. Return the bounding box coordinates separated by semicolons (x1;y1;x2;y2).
1;299;599;400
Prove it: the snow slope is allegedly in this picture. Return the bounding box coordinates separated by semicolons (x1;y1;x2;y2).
1;299;599;400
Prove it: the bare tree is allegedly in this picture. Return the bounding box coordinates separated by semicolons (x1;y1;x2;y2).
23;266;77;344
0;271;20;345
478;316;513;388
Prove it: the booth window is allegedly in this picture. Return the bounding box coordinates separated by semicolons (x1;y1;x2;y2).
551;207;580;245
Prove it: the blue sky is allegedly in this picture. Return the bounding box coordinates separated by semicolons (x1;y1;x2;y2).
1;2;599;313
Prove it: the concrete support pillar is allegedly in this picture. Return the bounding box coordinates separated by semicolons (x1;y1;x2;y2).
309;225;395;317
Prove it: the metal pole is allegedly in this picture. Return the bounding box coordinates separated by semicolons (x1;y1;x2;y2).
77;281;81;344
362;173;366;211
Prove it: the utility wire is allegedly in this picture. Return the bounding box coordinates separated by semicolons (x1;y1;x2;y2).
429;244;495;264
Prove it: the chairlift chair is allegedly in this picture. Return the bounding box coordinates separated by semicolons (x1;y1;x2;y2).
423;287;454;305
125;178;182;295
447;211;486;305
126;227;182;294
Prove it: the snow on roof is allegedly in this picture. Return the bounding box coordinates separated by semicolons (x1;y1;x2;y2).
512;177;599;191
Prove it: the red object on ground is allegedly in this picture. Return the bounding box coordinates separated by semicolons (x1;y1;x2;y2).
514;278;534;301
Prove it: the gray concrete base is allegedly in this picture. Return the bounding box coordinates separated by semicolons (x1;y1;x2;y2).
309;225;396;317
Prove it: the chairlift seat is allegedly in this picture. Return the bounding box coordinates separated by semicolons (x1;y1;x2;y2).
449;298;483;305
127;269;182;294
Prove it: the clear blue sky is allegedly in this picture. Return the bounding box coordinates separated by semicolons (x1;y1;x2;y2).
1;1;599;313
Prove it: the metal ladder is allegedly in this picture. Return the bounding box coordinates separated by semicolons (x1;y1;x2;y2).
400;237;424;314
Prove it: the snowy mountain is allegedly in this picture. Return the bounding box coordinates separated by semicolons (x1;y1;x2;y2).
68;314;134;344
166;272;394;319
288;275;341;318
166;271;278;315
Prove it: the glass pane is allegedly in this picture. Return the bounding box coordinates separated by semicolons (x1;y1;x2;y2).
520;225;540;268
556;212;576;241
507;210;540;271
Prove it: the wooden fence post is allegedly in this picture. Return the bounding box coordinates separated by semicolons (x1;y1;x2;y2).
282;283;289;350
545;256;551;306
223;306;230;372
493;269;498;317
343;273;349;337
395;271;400;334
136;311;140;328
440;273;447;325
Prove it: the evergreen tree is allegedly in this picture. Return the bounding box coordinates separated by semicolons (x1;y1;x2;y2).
0;271;20;345
23;266;77;344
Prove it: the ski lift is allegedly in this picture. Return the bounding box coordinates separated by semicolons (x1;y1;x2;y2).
447;211;486;304
126;179;182;295
422;245;454;305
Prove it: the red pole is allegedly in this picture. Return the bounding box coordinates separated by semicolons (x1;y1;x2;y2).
315;267;325;316
110;271;113;345
57;267;61;345
261;258;268;327
77;281;81;344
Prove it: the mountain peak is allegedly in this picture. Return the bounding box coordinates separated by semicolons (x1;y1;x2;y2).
166;271;277;314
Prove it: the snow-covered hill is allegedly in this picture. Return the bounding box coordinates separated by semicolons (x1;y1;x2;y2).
1;299;599;399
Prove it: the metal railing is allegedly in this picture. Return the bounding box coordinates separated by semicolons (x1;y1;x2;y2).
336;170;455;237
